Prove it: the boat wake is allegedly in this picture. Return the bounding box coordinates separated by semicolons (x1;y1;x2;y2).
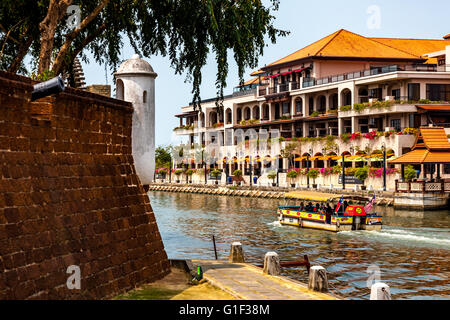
340;227;450;249
267;221;282;227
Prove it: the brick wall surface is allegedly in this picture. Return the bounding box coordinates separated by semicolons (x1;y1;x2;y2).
85;85;111;98
0;71;170;299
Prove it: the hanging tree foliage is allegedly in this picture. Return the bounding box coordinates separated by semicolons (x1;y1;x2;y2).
0;0;287;109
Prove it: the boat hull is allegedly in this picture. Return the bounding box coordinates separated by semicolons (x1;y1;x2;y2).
277;207;382;233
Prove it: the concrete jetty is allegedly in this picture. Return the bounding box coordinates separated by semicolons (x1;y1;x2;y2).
191;260;342;300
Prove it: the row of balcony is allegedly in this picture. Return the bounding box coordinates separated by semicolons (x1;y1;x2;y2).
259;64;444;96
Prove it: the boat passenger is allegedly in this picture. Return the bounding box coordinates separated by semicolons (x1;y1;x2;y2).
315;203;320;212
299;202;305;211
306;202;313;212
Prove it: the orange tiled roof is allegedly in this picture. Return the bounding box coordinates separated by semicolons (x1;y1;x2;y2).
389;149;450;164
391;127;450;164
241;77;259;86
370;37;450;63
250;69;266;76
264;29;423;68
415;127;450;151
416;105;450;111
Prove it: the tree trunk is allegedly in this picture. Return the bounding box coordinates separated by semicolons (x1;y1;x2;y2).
38;0;73;74
52;0;110;75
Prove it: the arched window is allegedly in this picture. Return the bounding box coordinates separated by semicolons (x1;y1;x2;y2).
295;98;303;114
341;89;352;106
252;105;260;120
116;79;124;100
308;97;314;115
263;104;269;120
237;108;242;123
225;108;232;124
143;90;147;103
318;96;326;113
244;107;251;120
329;94;338;110
314;153;324;168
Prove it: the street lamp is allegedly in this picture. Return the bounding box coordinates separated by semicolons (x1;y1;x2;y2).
307;148;312;188
202;147;207;185
169;158;172;184
382;144;387;191
342;146;354;190
249;155;253;189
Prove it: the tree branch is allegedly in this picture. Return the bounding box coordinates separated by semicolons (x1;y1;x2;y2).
7;36;33;73
52;0;110;74
60;23;107;75
0;23;21;45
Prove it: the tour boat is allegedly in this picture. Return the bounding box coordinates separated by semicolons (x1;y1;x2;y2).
277;191;383;232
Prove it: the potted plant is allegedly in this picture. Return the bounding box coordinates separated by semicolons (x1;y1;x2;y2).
233;169;243;186
185;169;194;183
307;169;319;188
286;170;298;188
211;170;222;185
355;166;369;190
267;170;277;187
174;169;183;183
404;165;417;182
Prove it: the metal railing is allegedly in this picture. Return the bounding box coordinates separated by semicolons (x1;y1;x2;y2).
396;180;450;193
279;83;289;92
303;64;442;89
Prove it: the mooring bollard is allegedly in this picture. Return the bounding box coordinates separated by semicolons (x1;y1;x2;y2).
263;252;281;276
229;242;245;263
308;266;329;293
370;283;392;300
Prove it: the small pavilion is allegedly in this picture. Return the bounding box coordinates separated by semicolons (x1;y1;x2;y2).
390;127;450;181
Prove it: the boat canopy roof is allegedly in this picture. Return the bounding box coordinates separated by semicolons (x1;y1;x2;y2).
284;191;340;202
284;191;370;202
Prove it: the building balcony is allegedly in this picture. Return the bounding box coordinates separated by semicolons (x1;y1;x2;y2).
303;64;441;89
258;64;448;97
339;102;418;118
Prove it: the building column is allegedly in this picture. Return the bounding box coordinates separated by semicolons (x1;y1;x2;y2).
268;103;274;121
351;117;357;134
291;97;296;116
303;122;308;138
338;118;346;136
259;102;264;121
419;82;427;100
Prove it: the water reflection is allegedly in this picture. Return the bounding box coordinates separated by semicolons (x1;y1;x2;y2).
149;191;450;300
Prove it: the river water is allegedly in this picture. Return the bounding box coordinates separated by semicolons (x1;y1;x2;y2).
149;191;450;300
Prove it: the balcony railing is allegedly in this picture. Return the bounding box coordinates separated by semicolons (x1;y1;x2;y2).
303;64;441;89
396;180;450;193
279;83;289;93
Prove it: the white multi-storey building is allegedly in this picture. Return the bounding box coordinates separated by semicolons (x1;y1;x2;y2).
172;30;450;190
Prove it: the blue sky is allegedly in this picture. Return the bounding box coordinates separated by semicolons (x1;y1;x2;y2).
80;0;450;147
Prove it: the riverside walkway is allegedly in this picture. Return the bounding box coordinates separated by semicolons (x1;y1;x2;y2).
192;260;341;300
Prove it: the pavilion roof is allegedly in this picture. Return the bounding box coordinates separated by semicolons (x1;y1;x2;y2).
390;127;450;164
